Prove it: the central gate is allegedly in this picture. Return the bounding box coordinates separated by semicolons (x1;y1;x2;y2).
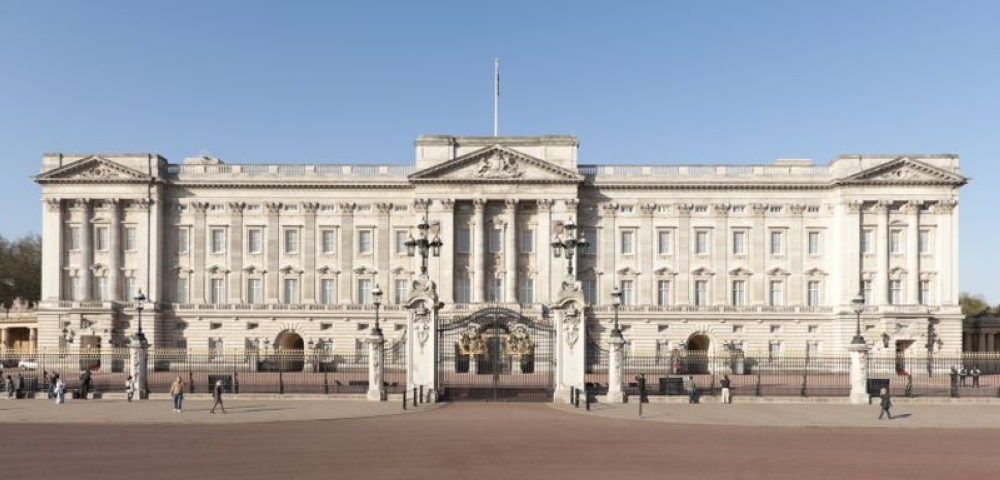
437;307;555;402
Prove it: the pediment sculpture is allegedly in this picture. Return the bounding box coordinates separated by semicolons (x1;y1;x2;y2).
474;151;523;179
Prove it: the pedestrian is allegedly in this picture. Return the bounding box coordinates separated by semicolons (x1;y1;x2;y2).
169;376;186;412
54;374;65;405
15;372;24;400
3;375;11;399
125;375;135;402
959;366;968;386
683;375;697;404
43;370;50;397
878;387;893;420
47;371;56;399
720;374;732;404
210;379;227;414
79;370;92;399
971;365;981;388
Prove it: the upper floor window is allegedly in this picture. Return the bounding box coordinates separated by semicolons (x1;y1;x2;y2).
247;278;263;304
284;228;300;254
658;230;673;255
455;276;471;304
457;228;471;254
861;229;874;254
620;280;634;305
769;231;784;255
488;228;502;254
918;229;931;254
694;231;709;255
487;278;503;302
519;279;534;304
395;229;409;255
862;280;873;304
358;230;373;255
620;230;635;255
919;280;931;305
283;278;299;304
175;277;188;304
807;231;820;255
520;228;534;253
889;280;902;305
95;226;109;251
210;228;226;254
582;279;596;304
807;280;821;306
731;280;746;306
210;278;225;304
889;229;902;254
247;228;263;254
321;229;337;254
582;229;597;255
657;280;671;306
68;226;81;251
694;280;709;306
357;278;372;304
321;279;337;305
732;231;746;255
177;228;189;254
124;227;137;251
769;280;784;306
394;278;409;304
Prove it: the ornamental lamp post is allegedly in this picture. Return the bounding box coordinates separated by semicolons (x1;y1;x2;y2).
131;289;149;399
851;292;866;345
405;214;443;275
610;286;623;338
550;221;589;276
371;283;383;335
133;289;148;347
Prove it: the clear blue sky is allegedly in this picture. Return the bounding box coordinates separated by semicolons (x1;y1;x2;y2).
1;1;997;301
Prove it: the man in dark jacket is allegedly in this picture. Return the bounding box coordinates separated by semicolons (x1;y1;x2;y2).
79;370;92;399
14;372;24;399
878;388;893;420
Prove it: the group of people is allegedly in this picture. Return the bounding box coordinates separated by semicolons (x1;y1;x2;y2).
678;374;734;404
166;377;226;414
950;365;983;387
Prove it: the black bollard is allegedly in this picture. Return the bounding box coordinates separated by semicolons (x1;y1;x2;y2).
323;373;329;395
279;370;285;395
412;388;417;407
189;371;194;394
585;387;591;411
403;389;407;410
234;372;240;395
419;385;424;404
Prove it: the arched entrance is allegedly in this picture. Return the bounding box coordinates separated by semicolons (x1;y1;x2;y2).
275;331;305;372
685;334;711;374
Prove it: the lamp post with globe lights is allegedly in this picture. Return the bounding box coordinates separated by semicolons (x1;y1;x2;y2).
367;283;385;401
131;289;149;399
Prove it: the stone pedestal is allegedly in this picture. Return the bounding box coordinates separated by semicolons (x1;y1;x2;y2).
552;291;586;404
606;333;625;404
406;281;441;402
367;330;385;402
847;342;870;405
128;333;149;400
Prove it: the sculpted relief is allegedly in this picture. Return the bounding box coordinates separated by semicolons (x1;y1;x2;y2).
473;151;523;179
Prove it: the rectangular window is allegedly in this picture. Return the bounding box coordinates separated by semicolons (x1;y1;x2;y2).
358;230;373;254
769;342;781;359
695;231;709;255
861;229;874;254
488;228;502;254
732;280;746;306
175;277;188;304
69;226;81;250
582;279;596;304
519;279;534;304
95;226;108;251
863;280;873;304
807;281;820;306
487;278;503;302
807;342;819;358
620;280;634;305
769;280;784;306
124;277;136;300
210;228;226;254
890;230;902;254
657;280;671;306
247;228;262;254
247;279;262;304
770;324;781;334
394;279;409;304
177;228;189;254
321;279;336;305
357;279;372;304
457;228;471;254
919;280;931;305
395;230;409;255
694;280;708;306
770;231;783;255
658;230;673;255
889;280;902;305
284;229;300;254
732;231;746;255
321;229;337;254
283;278;299;304
918;229;930;254
520;228;534;253
124;227;137;251
621;230;635;255
582;230;597;255
95;277;108;301
808;231;820;255
210;278;225;304
455;277;471;304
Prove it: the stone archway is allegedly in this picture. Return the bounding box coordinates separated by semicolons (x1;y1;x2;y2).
275;331;305;372
685;334;711;374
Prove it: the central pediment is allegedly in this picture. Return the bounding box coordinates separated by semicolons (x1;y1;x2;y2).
408;145;583;184
33;156;155;184
837;157;967;186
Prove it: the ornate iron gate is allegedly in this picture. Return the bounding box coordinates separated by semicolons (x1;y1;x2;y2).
437;307;555;402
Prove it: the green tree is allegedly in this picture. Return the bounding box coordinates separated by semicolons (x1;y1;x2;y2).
0;233;41;308
959;292;991;317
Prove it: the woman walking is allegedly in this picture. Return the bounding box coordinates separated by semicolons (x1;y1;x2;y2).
210;379;227;414
169;376;186;412
53;374;65;405
878;387;893;420
125;375;135;402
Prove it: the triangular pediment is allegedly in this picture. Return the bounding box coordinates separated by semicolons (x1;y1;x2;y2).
839;157;967;186
34;156;153;184
408;145;583;183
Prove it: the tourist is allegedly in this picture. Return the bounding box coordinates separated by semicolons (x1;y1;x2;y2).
53;374;65;404
3;375;12;399
720;374;732;404
210;379;227;414
14;372;23;400
959;366;968;386
878;387;893;420
683;375;697;404
125;375;135;402
169;376;186;412
79;370;92;399
971;365;981;388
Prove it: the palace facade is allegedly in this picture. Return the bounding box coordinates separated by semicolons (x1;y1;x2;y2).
32;135;966;364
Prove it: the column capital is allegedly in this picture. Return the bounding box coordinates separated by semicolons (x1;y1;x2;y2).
264;202;283;215
133;198;154;210
375;202;393;215
44;198;62;212
472;198;487;210
191;201;211;214
300;202;320;215
600;202;618;217
845;200;863;214
934;199;957;213
789;203;807;215
870;201;890;214
750;203;768;216
439;199;455;211
537;199;554;211
337;202;356;214
675;203;694;216
711;203;731;215
228;202;247;214
413;199;431;212
639;203;657;216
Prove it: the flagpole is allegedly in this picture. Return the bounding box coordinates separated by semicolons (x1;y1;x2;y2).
494;58;499;137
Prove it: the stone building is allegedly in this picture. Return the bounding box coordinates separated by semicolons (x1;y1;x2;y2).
32;135;966;370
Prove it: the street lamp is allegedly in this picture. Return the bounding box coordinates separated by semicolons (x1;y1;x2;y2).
550;221;589;276
404;214;443;275
851;291;865;345
133;289;148;347
610;286;623;338
371;283;383;335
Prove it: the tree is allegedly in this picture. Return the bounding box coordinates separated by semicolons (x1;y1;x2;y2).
959;292;991;317
0;233;41;309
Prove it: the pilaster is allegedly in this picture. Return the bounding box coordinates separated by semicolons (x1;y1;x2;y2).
750;203;767;304
472;199;486;303
789;204;806;305
108;199;122;301
265;202;281;303
903;202;920;303
228;202;245;304
191;202;209;304
504;199;518;303
676;203;693;305
80;199;93;301
873;201;889;305
302;202;319;303
537;200;553;303
338;202;356;303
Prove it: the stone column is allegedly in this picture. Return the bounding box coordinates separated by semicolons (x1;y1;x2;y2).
265;202;282;303
904;202;920;304
553;300;585;404
437;200;455;305
606;333;625;404
191;202;209;304
676;204;693;304
29;329;36;354
302;202;319;303
80;199;93;301
750;204;767;304
639;203;656;305
407;298;440;401
338;203;356;303
228;202;245;304
935;200;957;304
843;201;862;302
537;200;553;303
41;198;63;301
367;328;385;401
504;199;518;303
847;342;870;404
789;204;806;305
472;199;486;303
108;199;122;301
376;203;392;294
873;201;889;305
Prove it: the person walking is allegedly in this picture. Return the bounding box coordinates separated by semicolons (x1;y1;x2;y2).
125;375;135;402
169;376;186;412
53;374;66;405
878;387;893;420
14;372;24;400
971;365;981;388
720;374;732;404
683;375;697;404
42;371;50;398
79;370;92;400
3;375;12;399
210;379;227;414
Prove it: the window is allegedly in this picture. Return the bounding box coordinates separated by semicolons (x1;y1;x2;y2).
807;281;820;306
177;228;189;254
358;230;373;254
732;280;746;306
808;231;820;255
769;341;781;359
210;278;225;304
69;226;81;250
769;280;784;306
807;342;819;357
210;228;226;254
808;325;819;334
861;229;874;254
394;279;409;304
918;229;930;254
457;228;471;254
124;277;136;300
657;280;671;306
124;227;137;251
455;276;471;304
919;280;931;305
395;230;409;255
284;229;299;254
247;228;262;254
321;279;336;305
175;277;188;304
487;278;503;302
357;279;372;304
95;277;108;301
732;231;746;255
658;230;673;255
247;279;262;304
889;230;902;254
520;228;534;253
488;228;502;254
582;279;596;304
770;324;781;333
620;280;634;305
770;231;783;255
321;229;336;254
862;280;873;304
621;230;635;255
694;280;708;306
582;230;597;255
519;279;534;304
889;280;902;305
695;231;709;255
283;278;299;304
95;226;109;251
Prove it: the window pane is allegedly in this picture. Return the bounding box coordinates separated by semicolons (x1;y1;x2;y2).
695;231;708;254
248;229;261;254
808;232;820;255
357;279;372;304
358;231;372;254
457;228;471;254
620;280;633;305
732;231;745;255
658;230;672;255
657;280;671;306
489;229;502;254
519;279;534;304
284;229;299;253
520;228;534;253
583;230;597;255
125;227;137;251
395;279;408;304
284;279;298;304
770;231;782;255
395;230;409;254
69;227;81;250
176;278;188;303
322;230;337;254
321;279;336;304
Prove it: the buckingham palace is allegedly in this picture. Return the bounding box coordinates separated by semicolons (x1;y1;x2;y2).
31;134;967;397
